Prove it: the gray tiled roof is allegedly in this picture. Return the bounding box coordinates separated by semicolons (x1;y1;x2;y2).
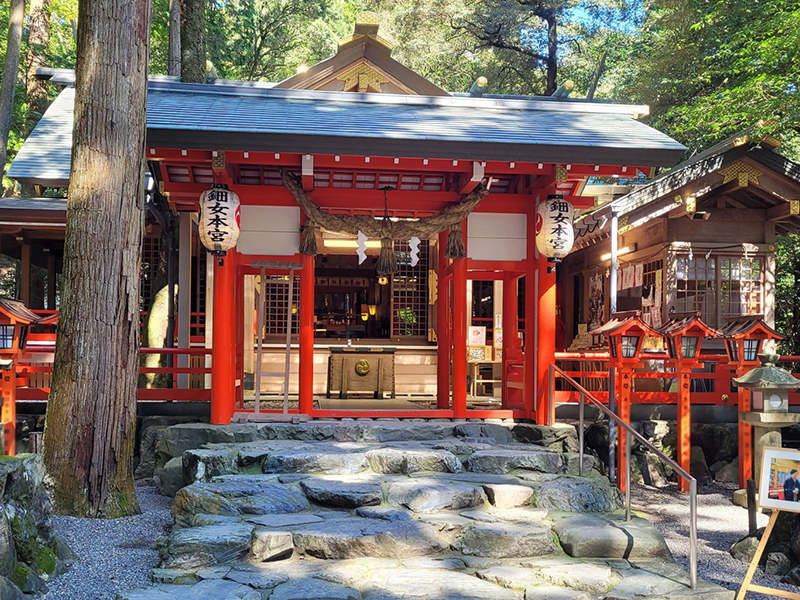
9;81;686;187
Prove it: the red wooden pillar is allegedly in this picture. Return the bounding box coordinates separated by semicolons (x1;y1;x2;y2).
452;255;468;418
501;273;518;408
437;230;451;409
617;368;632;492
211;254;235;424
537;253;557;425
299;253;315;415
678;369;691;493
1;360;16;454
525;211;538;419
738;375;753;486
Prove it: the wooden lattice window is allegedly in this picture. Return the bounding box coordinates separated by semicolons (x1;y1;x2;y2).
258;275;300;336
140;234;161;312
392;240;429;337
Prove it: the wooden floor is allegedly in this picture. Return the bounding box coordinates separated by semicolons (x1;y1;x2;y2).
240;394;503;412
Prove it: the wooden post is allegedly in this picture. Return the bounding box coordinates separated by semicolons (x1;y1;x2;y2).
746;479;757;535
537;253;557;425
452;254;467;419
1;360;16;455
736;510;800;600
739;379;754;487
501;273;517;408
20;242;31;306
211;254;235;424
617;368;632;493
436;230;450;409
678;368;691;492
46;252;56;310
298;253;315;415
525;210;538;419
177;211;192;388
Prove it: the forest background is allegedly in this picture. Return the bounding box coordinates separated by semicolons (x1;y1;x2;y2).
0;0;799;347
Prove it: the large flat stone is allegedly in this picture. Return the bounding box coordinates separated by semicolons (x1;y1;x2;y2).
246;514;324;528
454;423;514;444
292;518;448;559
361;568;519;600
552;515;673;562
386;478;486;513
256;423;338;441
251;529;293;561
513;423;579;452
157;523;256;568
116;579;261;600
477;565;540;589
183;448;239;483
264;448;369;474
526;475;623;512
522;557;618;595
333;423;455;443
466;449;563;474
171;481;309;528
225;564;289;588
457;521;556;558
524;586;590;600
366;447;462;474
483;484;533;509
356;506;412;521
605;567;735;600
270;578;361;600
300;478;383;508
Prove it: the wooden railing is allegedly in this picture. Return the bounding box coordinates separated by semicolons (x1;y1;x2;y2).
16;345;211;402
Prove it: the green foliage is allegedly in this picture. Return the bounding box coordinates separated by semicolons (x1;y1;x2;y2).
611;0;800;159
775;234;800;362
10;562;30;589
35;546;57;575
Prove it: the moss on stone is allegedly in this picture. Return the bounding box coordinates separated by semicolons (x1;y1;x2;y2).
10;562;30;590
239;463;262;475
10;513;39;567
35;546;57;575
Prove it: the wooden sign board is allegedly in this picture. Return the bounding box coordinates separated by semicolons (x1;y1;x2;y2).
469;326;486;347
735;447;800;600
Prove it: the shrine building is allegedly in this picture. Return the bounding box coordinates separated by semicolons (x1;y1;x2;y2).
6;13;689;424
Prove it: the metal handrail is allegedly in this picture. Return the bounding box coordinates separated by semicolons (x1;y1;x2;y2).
550;363;698;590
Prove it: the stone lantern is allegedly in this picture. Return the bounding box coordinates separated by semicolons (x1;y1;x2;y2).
733;351;800;486
0;298;40;455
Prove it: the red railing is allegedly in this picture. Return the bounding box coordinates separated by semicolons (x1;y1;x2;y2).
16;344;211;402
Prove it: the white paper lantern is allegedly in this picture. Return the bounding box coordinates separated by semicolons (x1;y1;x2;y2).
535;194;574;261
199;184;241;255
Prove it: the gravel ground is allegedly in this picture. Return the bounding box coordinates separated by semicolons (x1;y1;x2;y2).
632;482;799;600
41;484;172;600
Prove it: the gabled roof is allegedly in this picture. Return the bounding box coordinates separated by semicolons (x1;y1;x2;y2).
0;298;41;325
575;134;800;241
657;312;720;338
590;310;661;337
8;82;686;188
717;315;783;340
275;12;448;96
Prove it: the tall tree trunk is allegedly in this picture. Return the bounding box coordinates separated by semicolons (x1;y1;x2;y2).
544;11;557;95
42;0;151;518
168;0;181;76
179;0;205;82
25;0;51;132
0;0;26;181
25;0;50;133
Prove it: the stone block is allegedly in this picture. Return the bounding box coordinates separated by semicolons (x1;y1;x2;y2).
553;515;673;562
386;478;486;513
300;478;383;508
251;530;293;561
457;521;556;558
482;484;533;509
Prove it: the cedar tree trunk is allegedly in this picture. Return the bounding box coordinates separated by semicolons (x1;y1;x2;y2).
179;0;205;82
543;10;557;96
42;0;151;517
168;0;181;76
25;0;51;131
0;0;26;179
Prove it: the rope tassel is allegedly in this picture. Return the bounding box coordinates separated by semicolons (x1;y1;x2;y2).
376;237;398;275
445;222;466;259
299;221;318;255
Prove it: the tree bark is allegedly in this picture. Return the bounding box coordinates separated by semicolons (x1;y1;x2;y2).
179;0;205;82
25;0;51;132
543;10;557;95
42;0;151;518
0;0;26;180
168;0;181;76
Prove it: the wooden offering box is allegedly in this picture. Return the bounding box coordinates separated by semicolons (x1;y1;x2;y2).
327;347;396;399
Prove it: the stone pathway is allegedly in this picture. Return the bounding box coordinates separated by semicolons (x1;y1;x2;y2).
117;421;734;599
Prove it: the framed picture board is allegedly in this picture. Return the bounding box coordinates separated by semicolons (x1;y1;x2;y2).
468;346;486;361
759;447;800;512
469;326;486;347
